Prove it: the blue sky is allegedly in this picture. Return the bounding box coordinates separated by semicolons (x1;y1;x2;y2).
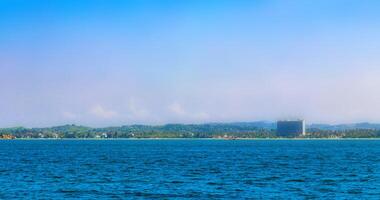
1;0;380;127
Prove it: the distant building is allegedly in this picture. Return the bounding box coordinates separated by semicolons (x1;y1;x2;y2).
277;120;306;137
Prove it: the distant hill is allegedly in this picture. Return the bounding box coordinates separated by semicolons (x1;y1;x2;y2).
2;122;380;138
308;123;380;130
0;122;276;139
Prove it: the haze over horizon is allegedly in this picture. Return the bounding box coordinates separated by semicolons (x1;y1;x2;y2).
1;0;380;127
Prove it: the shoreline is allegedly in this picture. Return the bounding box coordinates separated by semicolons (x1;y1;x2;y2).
3;137;380;141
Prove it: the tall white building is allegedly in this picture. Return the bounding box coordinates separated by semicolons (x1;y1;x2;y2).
277;120;306;137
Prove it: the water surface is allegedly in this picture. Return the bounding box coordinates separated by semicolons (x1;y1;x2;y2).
0;139;379;199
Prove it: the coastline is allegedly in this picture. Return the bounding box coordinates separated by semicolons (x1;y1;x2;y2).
4;137;380;141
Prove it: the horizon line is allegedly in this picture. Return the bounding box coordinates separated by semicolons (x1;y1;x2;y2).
2;121;380;129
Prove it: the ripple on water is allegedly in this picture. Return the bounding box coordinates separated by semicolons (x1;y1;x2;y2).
0;140;379;199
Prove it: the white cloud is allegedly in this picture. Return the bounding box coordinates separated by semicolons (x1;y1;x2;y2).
62;111;78;120
90;105;118;119
168;102;210;122
168;102;186;116
127;98;149;118
193;112;210;121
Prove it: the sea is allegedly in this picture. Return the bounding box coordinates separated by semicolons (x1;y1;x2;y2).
0;139;379;199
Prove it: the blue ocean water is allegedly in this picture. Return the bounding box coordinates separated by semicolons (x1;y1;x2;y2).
0;139;379;199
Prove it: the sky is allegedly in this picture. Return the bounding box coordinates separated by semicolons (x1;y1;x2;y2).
1;0;380;127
